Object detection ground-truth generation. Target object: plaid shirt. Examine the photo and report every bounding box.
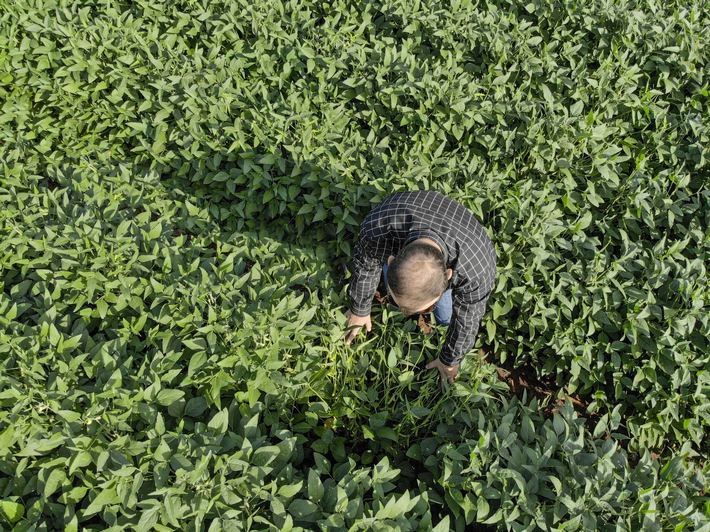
[348,190,496,366]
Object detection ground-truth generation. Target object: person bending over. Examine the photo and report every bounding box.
[342,190,496,390]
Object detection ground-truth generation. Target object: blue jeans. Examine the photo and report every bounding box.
[382,264,452,326]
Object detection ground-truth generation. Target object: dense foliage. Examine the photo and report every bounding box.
[1,0,708,530]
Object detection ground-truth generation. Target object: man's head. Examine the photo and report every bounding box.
[386,240,452,315]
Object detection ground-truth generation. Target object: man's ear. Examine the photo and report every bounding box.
[388,255,395,266]
[446,268,453,280]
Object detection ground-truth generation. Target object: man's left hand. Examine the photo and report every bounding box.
[426,358,459,391]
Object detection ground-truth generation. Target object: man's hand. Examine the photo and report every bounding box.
[426,358,459,391]
[341,311,372,344]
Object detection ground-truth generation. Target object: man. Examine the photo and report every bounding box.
[342,190,496,390]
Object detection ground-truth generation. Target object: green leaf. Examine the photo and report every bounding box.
[183,337,208,351]
[278,481,304,499]
[146,222,163,240]
[362,425,376,440]
[252,445,281,467]
[288,499,318,518]
[387,348,397,368]
[57,410,81,423]
[16,434,67,457]
[208,409,229,434]
[136,504,161,532]
[185,200,201,216]
[156,389,185,407]
[375,427,398,442]
[0,501,24,523]
[254,368,277,395]
[308,469,324,501]
[185,397,208,418]
[188,352,207,376]
[432,515,451,532]
[43,468,68,498]
[370,412,388,429]
[96,299,109,319]
[660,456,684,482]
[84,486,119,517]
[69,450,93,476]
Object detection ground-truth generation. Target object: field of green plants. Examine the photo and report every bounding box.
[1,0,709,530]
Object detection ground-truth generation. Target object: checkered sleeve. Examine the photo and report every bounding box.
[348,234,382,317]
[438,282,492,367]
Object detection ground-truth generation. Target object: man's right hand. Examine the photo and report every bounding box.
[341,311,372,345]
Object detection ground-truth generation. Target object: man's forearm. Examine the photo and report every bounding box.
[438,300,486,366]
[348,237,383,316]
[348,268,380,316]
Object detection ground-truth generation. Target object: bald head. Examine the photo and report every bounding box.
[387,241,449,312]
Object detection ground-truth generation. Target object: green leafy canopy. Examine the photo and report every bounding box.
[1,0,708,530]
